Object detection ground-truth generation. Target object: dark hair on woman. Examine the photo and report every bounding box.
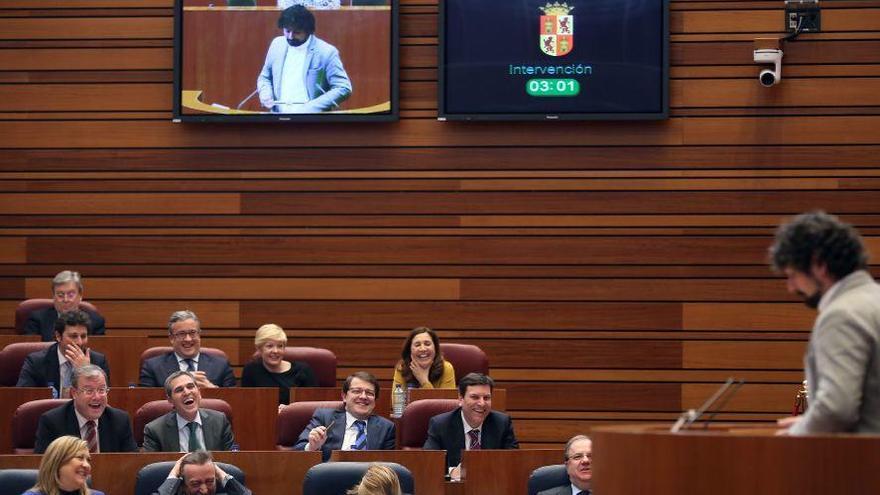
[396,326,445,386]
[278,5,316,34]
[769,211,868,280]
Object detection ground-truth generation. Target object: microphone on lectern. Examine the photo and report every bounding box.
[671,377,744,433]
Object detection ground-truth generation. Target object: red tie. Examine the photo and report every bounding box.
[85,420,98,453]
[468,429,481,450]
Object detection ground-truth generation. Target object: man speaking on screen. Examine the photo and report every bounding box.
[257,5,352,113]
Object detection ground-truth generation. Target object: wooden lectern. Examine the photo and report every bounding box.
[592,424,880,495]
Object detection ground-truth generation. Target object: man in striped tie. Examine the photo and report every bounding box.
[423,373,519,480]
[34,364,137,453]
[295,371,396,461]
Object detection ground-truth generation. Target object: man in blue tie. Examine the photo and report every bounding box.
[139,310,236,388]
[293,371,396,461]
[537,435,593,495]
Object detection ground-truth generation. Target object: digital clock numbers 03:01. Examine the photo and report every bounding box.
[525,78,580,97]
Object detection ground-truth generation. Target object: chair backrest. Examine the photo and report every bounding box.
[15,299,99,335]
[250,346,338,387]
[439,343,489,382]
[0,468,39,495]
[276,400,343,449]
[302,461,414,495]
[134,461,245,495]
[528,464,569,495]
[134,399,233,447]
[0,341,53,386]
[139,346,229,370]
[398,398,460,449]
[12,398,70,453]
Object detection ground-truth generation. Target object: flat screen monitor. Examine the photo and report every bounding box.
[173,0,398,122]
[439,0,668,120]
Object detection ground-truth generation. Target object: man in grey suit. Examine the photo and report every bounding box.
[257,5,352,113]
[537,435,592,495]
[153,451,251,495]
[139,310,236,388]
[143,371,235,452]
[770,211,880,435]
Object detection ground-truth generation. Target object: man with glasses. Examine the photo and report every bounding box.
[537,435,592,495]
[25,270,106,341]
[34,364,136,453]
[140,310,236,388]
[18,310,111,397]
[156,450,251,495]
[294,371,396,461]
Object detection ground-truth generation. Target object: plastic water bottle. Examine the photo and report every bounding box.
[48,382,58,399]
[391,384,406,418]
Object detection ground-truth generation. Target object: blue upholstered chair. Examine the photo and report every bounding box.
[302,461,414,495]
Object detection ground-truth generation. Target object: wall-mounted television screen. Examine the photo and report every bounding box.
[173,0,398,122]
[439,0,668,121]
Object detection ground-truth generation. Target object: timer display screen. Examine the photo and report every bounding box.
[439,0,668,120]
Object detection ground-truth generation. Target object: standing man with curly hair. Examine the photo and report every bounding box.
[769,211,880,435]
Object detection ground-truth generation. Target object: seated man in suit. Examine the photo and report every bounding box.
[294,371,396,461]
[538,435,592,495]
[154,450,251,495]
[17,309,111,397]
[34,364,137,454]
[143,371,235,452]
[139,310,236,388]
[424,372,519,479]
[25,270,106,341]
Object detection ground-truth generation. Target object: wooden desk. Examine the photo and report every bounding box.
[459,449,561,495]
[0,451,321,494]
[592,424,880,495]
[331,449,447,495]
[88,335,149,387]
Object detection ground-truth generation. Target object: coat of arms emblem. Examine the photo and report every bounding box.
[539,2,574,57]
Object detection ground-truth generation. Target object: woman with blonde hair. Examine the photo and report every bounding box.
[241,323,317,405]
[347,464,402,495]
[23,435,104,495]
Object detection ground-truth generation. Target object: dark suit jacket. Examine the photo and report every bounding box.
[293,407,396,461]
[537,485,582,495]
[25,306,106,341]
[139,351,236,388]
[142,408,235,452]
[16,343,111,392]
[154,476,251,495]
[423,407,519,468]
[34,400,137,454]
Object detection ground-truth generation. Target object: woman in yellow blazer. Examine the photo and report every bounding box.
[392,327,455,389]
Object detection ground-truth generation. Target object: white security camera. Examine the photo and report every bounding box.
[754,48,783,87]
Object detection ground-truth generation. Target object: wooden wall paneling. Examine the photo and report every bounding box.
[3,146,880,172]
[0,18,171,40]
